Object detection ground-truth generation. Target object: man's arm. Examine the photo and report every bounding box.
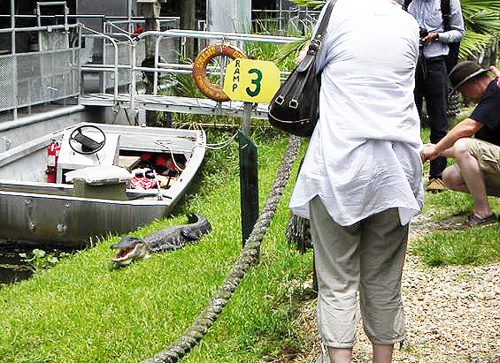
[489,65,500,89]
[424,0,464,44]
[422,118,482,161]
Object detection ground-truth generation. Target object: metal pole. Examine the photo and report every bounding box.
[241,102,252,136]
[101,18,106,94]
[128,0,132,34]
[0,23,80,34]
[131,38,137,121]
[11,0,17,119]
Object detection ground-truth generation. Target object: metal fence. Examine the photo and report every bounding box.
[101,19,179,90]
[252,8,320,35]
[0,1,81,117]
[0,56,16,111]
[0,2,180,118]
[0,41,80,113]
[17,48,80,109]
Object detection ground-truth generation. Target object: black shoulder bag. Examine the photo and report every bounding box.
[268,0,335,137]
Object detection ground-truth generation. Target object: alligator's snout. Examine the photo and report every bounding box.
[111,236,142,250]
[111,236,147,265]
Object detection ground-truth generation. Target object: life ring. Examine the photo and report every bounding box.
[192,43,246,102]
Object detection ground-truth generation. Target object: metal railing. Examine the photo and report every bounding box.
[252,8,320,35]
[80,28,303,113]
[1,1,306,119]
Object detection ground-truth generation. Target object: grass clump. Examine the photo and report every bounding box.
[423,190,500,222]
[411,224,500,266]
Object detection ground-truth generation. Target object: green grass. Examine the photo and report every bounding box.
[421,124,499,220]
[410,224,500,266]
[0,131,312,363]
[412,189,500,266]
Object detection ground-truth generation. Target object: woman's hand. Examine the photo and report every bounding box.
[296,41,311,64]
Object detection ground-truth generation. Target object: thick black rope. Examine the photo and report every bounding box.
[142,135,301,363]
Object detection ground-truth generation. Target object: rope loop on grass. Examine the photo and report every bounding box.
[141,135,301,363]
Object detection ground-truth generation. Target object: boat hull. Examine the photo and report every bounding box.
[0,192,169,247]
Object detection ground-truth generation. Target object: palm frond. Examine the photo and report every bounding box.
[460,0,500,58]
[274,40,307,68]
[460,0,500,14]
[459,31,495,58]
[291,0,326,10]
[464,10,500,35]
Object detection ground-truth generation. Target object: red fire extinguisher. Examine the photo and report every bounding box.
[46,139,61,183]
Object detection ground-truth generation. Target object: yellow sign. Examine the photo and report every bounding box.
[223,58,281,104]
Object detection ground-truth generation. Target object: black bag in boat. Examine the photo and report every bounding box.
[268,0,335,137]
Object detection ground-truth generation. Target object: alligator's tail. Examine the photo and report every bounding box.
[187,213,210,227]
[187,214,198,224]
[185,213,211,236]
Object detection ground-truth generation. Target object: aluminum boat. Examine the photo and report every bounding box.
[0,122,206,247]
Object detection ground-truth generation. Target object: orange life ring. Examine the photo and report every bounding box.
[192,43,246,102]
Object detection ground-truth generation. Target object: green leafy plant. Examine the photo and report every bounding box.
[19,249,69,272]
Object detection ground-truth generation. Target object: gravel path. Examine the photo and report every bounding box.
[282,215,500,363]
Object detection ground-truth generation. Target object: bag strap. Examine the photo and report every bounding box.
[310,0,336,53]
[441,0,451,31]
[403,0,412,11]
[297,0,336,73]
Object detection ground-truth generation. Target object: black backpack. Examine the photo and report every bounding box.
[403,0,461,73]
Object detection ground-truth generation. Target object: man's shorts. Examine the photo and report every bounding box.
[463,138,500,188]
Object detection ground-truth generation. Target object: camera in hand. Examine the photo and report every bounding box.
[419,27,429,47]
[419,27,429,39]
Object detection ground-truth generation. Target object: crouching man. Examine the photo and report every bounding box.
[422,61,500,226]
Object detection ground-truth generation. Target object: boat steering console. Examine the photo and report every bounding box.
[68,125,106,155]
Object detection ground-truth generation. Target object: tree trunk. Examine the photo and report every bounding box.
[180,0,196,60]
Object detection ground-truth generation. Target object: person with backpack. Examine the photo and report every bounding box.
[403,0,465,192]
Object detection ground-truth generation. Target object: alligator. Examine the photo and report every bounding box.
[110,214,211,267]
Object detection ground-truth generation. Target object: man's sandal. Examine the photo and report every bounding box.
[464,213,498,227]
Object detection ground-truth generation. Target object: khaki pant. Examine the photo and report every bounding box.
[462,138,500,188]
[309,196,409,348]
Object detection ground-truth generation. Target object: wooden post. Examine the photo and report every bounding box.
[241,102,252,136]
[238,131,259,246]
